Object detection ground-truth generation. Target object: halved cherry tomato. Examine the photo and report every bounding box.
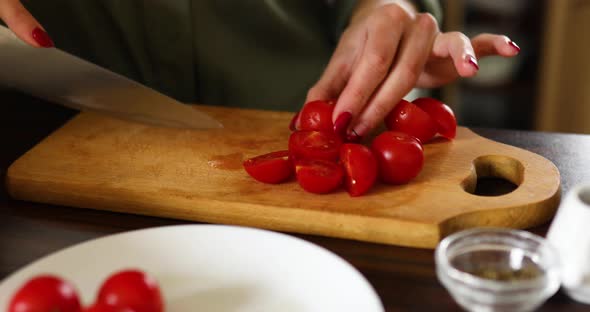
[384,99,438,144]
[340,144,377,197]
[412,97,457,139]
[295,159,343,194]
[371,131,424,184]
[243,150,293,184]
[97,269,163,312]
[298,99,336,132]
[289,130,342,161]
[8,275,81,312]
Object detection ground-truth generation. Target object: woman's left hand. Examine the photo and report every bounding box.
[302,0,520,141]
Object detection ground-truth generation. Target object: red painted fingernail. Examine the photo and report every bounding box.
[466,55,479,70]
[508,40,521,53]
[333,112,352,138]
[346,129,362,143]
[289,111,300,131]
[32,27,54,48]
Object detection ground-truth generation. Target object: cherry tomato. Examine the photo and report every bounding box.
[412,97,457,139]
[340,144,377,197]
[289,130,342,161]
[8,275,81,312]
[371,131,424,184]
[295,159,343,194]
[298,99,335,132]
[384,99,438,144]
[97,269,163,312]
[84,303,118,312]
[243,150,293,184]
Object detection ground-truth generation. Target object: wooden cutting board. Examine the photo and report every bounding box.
[5,105,561,248]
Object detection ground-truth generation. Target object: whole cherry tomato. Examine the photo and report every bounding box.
[384,99,438,144]
[371,131,424,184]
[340,144,377,197]
[297,99,335,132]
[289,130,342,161]
[8,275,81,312]
[97,269,163,312]
[243,150,293,184]
[84,303,118,312]
[295,159,343,194]
[412,97,457,139]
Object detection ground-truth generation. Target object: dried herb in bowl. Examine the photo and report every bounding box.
[464,264,543,281]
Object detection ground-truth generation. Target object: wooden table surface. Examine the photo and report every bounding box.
[1,90,590,311]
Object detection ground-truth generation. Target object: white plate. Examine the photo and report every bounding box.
[0,225,384,312]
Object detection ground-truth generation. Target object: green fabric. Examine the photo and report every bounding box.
[24,0,440,111]
[415,0,443,24]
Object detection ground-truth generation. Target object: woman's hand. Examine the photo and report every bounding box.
[0,0,53,47]
[304,0,520,141]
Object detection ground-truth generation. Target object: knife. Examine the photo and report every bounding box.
[0,25,222,130]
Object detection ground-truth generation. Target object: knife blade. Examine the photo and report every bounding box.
[0,25,222,130]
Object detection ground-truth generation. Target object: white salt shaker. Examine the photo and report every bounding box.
[547,183,590,304]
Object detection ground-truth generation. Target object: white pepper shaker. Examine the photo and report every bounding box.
[547,183,590,304]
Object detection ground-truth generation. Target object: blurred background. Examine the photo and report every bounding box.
[438,0,590,134]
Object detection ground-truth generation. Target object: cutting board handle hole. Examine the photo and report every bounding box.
[578,186,590,206]
[462,155,523,197]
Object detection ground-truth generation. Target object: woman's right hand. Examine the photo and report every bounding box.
[0,0,53,47]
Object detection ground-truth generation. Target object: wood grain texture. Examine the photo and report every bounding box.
[5,105,561,248]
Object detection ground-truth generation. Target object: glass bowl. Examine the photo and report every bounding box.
[435,228,560,312]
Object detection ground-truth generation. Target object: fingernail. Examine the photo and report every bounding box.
[466,55,479,70]
[289,111,300,131]
[333,112,352,138]
[32,27,54,48]
[508,40,521,53]
[346,129,362,143]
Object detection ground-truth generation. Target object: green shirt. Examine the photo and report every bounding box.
[25,0,441,111]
